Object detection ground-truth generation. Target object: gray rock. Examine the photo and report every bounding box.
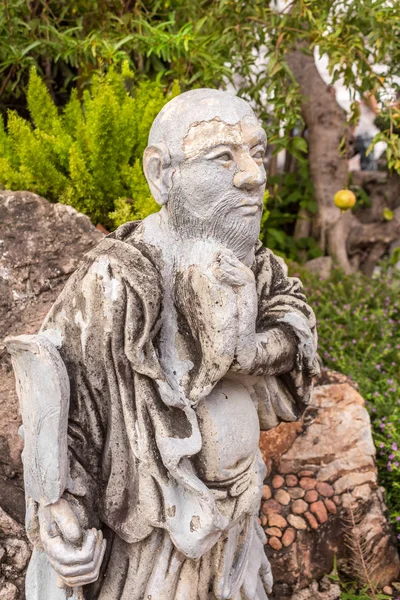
[303,256,332,279]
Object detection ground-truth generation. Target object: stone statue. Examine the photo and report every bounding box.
[6,89,319,600]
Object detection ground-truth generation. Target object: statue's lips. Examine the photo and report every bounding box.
[235,202,262,216]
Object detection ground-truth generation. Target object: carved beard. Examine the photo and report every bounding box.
[167,188,262,262]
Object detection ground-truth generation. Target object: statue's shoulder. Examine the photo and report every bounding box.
[82,220,161,278]
[253,241,289,277]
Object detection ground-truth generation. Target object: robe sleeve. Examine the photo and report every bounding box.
[40,237,166,542]
[251,243,320,429]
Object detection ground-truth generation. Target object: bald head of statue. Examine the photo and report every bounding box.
[143,88,267,262]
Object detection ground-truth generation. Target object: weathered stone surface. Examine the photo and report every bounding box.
[289,576,341,600]
[298,470,316,478]
[324,499,337,515]
[0,508,23,538]
[304,512,319,530]
[334,471,376,495]
[281,528,296,548]
[269,537,282,551]
[287,515,307,530]
[3,540,30,573]
[275,489,291,506]
[268,514,288,529]
[260,515,268,527]
[288,487,305,500]
[262,485,272,500]
[6,92,324,599]
[285,475,298,487]
[310,501,328,524]
[272,475,285,489]
[266,527,282,538]
[303,256,333,280]
[0,191,103,475]
[291,500,308,515]
[299,478,316,491]
[0,192,103,599]
[260,374,400,592]
[304,490,318,503]
[315,482,334,498]
[0,582,19,600]
[262,499,282,516]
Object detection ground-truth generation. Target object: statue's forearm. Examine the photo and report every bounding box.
[233,326,297,376]
[254,327,297,375]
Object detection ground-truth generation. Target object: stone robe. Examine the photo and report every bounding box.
[39,217,319,600]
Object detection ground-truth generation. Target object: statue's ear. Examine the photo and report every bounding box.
[143,143,173,206]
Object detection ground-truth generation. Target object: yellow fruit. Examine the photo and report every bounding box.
[334,189,356,210]
[383,207,394,221]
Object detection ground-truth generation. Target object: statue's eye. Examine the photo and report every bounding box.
[214,152,233,162]
[252,150,265,161]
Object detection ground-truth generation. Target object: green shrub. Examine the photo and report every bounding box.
[260,161,321,263]
[297,261,400,543]
[0,67,180,227]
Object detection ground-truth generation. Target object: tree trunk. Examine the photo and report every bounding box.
[286,45,354,273]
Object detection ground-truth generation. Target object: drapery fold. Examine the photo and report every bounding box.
[39,223,318,599]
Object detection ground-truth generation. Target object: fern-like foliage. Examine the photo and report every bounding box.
[341,502,387,600]
[0,65,180,227]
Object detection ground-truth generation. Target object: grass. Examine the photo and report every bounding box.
[296,261,400,545]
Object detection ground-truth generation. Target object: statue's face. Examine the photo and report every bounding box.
[167,116,267,261]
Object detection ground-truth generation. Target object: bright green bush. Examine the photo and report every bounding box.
[0,67,180,226]
[297,261,400,543]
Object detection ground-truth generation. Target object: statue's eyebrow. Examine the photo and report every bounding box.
[249,131,267,147]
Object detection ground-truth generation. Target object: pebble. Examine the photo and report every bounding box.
[288,487,305,500]
[274,489,291,506]
[285,474,298,487]
[299,477,316,490]
[269,536,282,551]
[304,511,319,530]
[262,485,272,500]
[287,514,307,530]
[324,499,337,515]
[310,500,328,524]
[272,475,285,489]
[268,514,288,529]
[383,586,393,596]
[260,515,268,527]
[282,527,296,547]
[262,499,282,516]
[298,470,315,478]
[291,499,308,515]
[316,482,335,498]
[266,527,282,538]
[333,495,341,506]
[304,490,318,503]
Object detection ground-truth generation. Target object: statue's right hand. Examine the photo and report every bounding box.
[38,498,106,588]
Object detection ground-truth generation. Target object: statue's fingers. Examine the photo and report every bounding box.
[45,528,98,565]
[213,266,246,286]
[50,499,82,544]
[57,539,106,588]
[49,534,105,578]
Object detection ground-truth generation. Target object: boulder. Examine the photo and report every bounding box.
[0,191,104,599]
[259,370,400,598]
[303,256,332,280]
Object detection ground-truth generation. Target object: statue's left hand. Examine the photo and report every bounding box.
[214,250,259,372]
[38,498,106,588]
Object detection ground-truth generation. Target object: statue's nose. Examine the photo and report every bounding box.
[233,158,266,189]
